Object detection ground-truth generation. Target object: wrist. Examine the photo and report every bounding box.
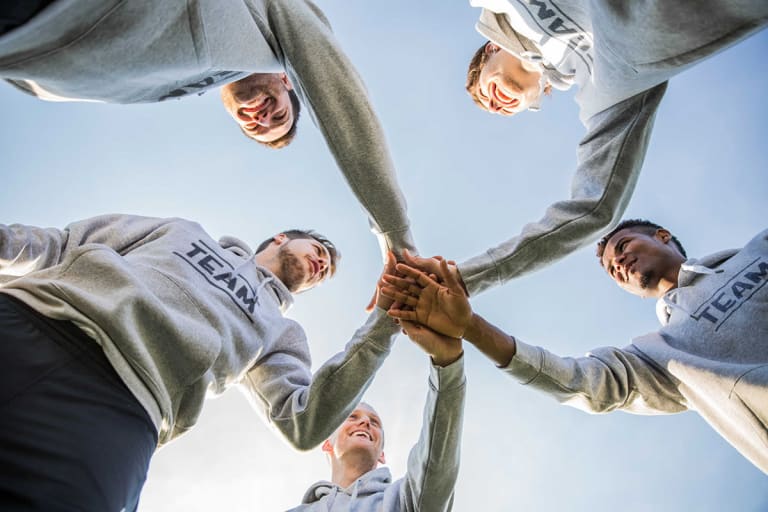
[431,349,464,368]
[462,313,482,341]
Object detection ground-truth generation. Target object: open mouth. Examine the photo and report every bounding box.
[351,430,372,441]
[491,82,520,109]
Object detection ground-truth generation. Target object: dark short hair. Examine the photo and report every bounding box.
[243,89,301,149]
[255,229,340,277]
[466,41,492,110]
[596,219,687,265]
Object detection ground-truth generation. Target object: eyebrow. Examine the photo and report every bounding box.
[603,236,629,272]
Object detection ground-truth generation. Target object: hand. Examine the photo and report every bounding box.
[382,259,472,339]
[399,320,463,367]
[373,251,398,311]
[402,249,468,296]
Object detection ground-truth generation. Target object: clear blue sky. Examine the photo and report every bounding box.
[1,2,766,511]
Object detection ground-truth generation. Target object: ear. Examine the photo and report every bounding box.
[280,73,294,91]
[273,233,288,246]
[484,42,500,55]
[377,451,386,465]
[321,439,334,455]
[654,229,672,244]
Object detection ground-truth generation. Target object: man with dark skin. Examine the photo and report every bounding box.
[382,220,768,473]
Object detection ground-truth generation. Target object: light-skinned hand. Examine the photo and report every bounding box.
[399,320,463,367]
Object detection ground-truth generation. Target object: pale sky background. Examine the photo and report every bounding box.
[1,2,767,511]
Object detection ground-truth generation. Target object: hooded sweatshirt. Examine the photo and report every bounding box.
[0,214,400,447]
[502,229,768,472]
[0,0,414,257]
[289,357,466,512]
[459,0,768,295]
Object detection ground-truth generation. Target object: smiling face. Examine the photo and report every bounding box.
[220,73,294,143]
[472,43,543,116]
[600,228,685,298]
[323,404,385,468]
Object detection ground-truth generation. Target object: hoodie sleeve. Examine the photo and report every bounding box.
[398,355,466,512]
[262,0,416,258]
[0,214,180,282]
[458,83,667,296]
[503,336,688,414]
[241,307,400,450]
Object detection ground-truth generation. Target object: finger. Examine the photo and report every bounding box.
[384,251,397,273]
[381,287,419,306]
[382,273,422,291]
[395,263,439,288]
[439,259,462,291]
[387,308,418,322]
[365,287,377,312]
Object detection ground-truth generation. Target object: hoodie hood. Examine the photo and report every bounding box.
[476,7,576,97]
[300,467,393,508]
[656,249,737,324]
[218,235,294,313]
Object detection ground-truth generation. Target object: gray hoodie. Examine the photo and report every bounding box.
[0,0,414,257]
[460,0,768,295]
[502,229,768,472]
[0,214,400,447]
[289,357,466,512]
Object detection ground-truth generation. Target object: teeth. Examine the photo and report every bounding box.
[352,431,371,440]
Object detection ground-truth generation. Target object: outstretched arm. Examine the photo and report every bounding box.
[458,83,667,295]
[264,0,415,257]
[396,339,466,512]
[240,252,402,450]
[384,257,684,414]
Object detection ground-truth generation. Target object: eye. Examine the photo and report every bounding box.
[273,109,288,123]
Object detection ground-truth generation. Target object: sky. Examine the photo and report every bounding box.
[1,2,767,511]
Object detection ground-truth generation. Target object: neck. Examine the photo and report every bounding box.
[330,456,376,489]
[254,250,279,277]
[650,261,684,298]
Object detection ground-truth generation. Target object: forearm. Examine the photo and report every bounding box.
[458,83,667,296]
[402,355,466,511]
[265,0,415,255]
[503,337,686,414]
[463,313,517,368]
[245,308,400,450]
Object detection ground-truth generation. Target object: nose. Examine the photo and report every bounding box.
[236,107,273,126]
[488,99,503,113]
[613,255,628,281]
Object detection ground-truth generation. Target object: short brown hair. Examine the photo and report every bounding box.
[466,41,492,110]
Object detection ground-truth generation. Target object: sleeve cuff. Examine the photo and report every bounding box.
[429,353,465,391]
[500,338,544,385]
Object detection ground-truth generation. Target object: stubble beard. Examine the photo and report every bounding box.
[277,246,307,293]
[639,271,652,290]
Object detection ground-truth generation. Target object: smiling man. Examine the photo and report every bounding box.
[0,213,404,511]
[0,0,415,256]
[382,220,768,473]
[220,72,298,147]
[290,321,465,511]
[453,0,768,297]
